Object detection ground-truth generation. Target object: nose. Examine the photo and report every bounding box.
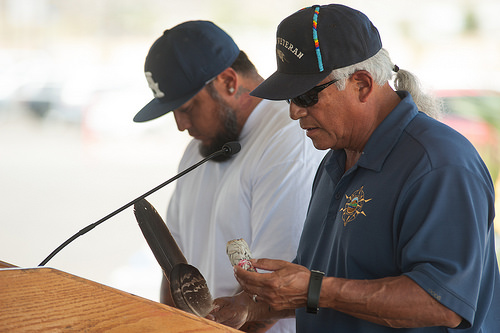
[289,102,308,120]
[173,110,191,131]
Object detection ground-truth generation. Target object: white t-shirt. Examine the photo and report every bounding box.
[167,99,326,332]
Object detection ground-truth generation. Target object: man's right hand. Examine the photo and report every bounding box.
[207,291,251,329]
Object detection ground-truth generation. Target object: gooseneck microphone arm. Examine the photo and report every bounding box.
[38,141,241,267]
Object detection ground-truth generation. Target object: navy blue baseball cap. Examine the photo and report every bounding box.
[251,4,382,100]
[134,21,240,122]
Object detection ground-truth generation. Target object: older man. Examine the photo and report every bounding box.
[209,4,500,332]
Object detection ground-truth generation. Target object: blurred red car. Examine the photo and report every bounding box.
[437,89,500,238]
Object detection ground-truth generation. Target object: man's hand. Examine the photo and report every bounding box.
[234,258,311,311]
[207,291,251,329]
[207,260,300,330]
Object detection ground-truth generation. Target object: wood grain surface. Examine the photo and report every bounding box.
[0,267,240,332]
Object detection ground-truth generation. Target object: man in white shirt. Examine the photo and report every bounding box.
[134,20,325,332]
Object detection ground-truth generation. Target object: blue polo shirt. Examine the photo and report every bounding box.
[295,91,500,332]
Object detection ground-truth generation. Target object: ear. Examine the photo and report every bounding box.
[351,71,373,103]
[213,67,238,97]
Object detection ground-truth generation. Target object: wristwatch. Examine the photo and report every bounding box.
[306,270,325,314]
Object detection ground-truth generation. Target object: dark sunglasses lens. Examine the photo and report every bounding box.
[292,92,318,108]
[289,79,338,107]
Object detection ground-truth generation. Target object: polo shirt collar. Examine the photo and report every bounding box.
[354,91,419,172]
[326,91,418,173]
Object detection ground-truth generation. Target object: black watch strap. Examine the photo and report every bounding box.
[306,270,325,314]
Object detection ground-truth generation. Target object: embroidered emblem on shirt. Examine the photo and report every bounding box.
[340,186,372,226]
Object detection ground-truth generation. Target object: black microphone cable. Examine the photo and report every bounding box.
[38,141,241,266]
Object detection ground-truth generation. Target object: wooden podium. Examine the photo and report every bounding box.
[0,260,240,332]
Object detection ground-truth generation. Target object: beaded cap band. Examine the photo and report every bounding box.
[312,7,324,72]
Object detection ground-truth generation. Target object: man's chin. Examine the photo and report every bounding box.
[198,141,215,155]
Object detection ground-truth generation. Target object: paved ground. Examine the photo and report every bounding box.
[0,111,189,301]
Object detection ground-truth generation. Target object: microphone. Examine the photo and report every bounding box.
[38,141,241,266]
[221,141,241,155]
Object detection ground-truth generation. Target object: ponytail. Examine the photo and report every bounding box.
[331,48,442,119]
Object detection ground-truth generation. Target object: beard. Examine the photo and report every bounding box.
[198,99,240,162]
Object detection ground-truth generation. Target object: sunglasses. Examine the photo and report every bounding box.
[287,78,339,108]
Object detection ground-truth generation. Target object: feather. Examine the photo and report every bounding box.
[133,199,212,317]
[133,199,187,276]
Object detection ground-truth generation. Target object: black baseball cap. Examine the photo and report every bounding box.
[251,4,382,100]
[134,21,240,122]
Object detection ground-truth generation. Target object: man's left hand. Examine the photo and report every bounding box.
[234,258,311,311]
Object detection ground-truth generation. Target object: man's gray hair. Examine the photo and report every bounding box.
[330,48,442,119]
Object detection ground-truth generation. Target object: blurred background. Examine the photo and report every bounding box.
[1,0,499,302]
